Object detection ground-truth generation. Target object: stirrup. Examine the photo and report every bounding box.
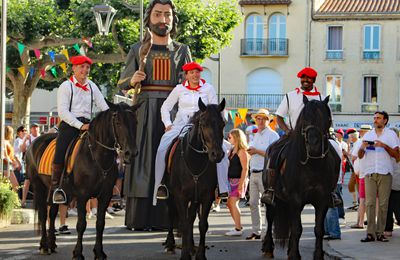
[53,188,67,204]
[261,189,275,205]
[156,184,169,200]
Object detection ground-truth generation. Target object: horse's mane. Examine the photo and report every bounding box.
[189,110,201,125]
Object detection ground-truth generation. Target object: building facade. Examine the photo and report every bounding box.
[202,0,400,128]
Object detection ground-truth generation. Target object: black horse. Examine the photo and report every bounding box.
[164,98,226,260]
[26,101,140,260]
[262,96,341,260]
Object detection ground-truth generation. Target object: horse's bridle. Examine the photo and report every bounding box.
[300,124,329,165]
[187,122,209,154]
[87,111,123,174]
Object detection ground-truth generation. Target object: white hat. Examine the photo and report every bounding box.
[251,109,270,120]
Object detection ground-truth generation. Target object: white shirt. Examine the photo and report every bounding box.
[275,87,324,129]
[161,80,217,128]
[329,139,343,184]
[351,139,365,177]
[14,137,24,162]
[391,159,400,190]
[57,76,109,130]
[361,128,399,175]
[249,127,280,171]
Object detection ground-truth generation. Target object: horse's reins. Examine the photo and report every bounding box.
[87,111,122,176]
[300,124,330,165]
[180,122,210,204]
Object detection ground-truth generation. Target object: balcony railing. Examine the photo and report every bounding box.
[363,51,380,60]
[219,94,284,110]
[241,38,288,56]
[326,50,343,60]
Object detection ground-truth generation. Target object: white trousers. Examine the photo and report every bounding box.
[153,125,229,205]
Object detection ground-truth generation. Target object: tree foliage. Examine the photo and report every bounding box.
[5,0,241,126]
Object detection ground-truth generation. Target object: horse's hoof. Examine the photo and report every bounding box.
[263,252,274,258]
[40,248,50,255]
[164,248,176,254]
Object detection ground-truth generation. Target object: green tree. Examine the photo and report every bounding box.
[5,0,241,126]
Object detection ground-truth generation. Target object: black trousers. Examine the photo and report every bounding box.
[53,119,88,165]
[385,189,400,232]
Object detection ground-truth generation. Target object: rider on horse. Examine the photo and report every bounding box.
[153,61,230,205]
[261,67,342,207]
[51,55,109,204]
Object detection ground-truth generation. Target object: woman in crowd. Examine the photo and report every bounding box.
[4,126,21,191]
[225,129,250,236]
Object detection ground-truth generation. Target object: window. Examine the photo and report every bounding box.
[244,14,264,55]
[326,75,342,111]
[363,25,381,59]
[326,26,343,59]
[362,76,379,112]
[268,13,287,55]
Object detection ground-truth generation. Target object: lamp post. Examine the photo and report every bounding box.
[92,4,117,36]
[209,53,221,101]
[0,0,7,176]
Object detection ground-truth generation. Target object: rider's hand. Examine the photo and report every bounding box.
[247,147,257,155]
[80,124,89,131]
[165,125,173,132]
[130,71,146,87]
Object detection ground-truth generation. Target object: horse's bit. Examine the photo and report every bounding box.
[87,112,123,175]
[300,124,329,165]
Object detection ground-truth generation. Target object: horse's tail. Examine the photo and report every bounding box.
[273,198,290,247]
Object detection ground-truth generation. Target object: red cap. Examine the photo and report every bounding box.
[182,62,203,72]
[70,56,93,65]
[297,67,317,78]
[346,128,357,135]
[335,128,344,136]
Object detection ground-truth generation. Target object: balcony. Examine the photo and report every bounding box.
[241,38,288,56]
[363,51,380,60]
[326,50,343,60]
[219,93,284,110]
[361,103,379,113]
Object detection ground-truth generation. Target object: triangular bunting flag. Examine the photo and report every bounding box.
[48,51,55,62]
[6,36,10,43]
[82,37,93,48]
[40,69,46,78]
[229,110,237,121]
[61,49,69,60]
[237,108,248,120]
[17,42,25,56]
[234,116,243,128]
[73,43,81,54]
[60,63,67,73]
[6,67,10,73]
[29,67,35,79]
[79,46,86,56]
[17,66,26,77]
[34,49,41,59]
[50,67,57,78]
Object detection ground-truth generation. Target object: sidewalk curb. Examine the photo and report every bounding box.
[324,241,354,260]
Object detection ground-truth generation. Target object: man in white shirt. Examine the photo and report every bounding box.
[52,55,109,204]
[358,111,399,242]
[262,67,339,206]
[246,109,279,240]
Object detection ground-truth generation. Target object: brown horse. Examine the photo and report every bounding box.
[26,101,140,260]
[164,98,226,260]
[262,96,341,260]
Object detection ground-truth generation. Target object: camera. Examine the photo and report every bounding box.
[366,141,375,145]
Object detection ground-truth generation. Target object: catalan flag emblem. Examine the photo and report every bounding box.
[153,56,171,81]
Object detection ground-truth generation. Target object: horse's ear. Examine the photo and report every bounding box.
[105,99,116,110]
[323,95,330,104]
[218,98,226,112]
[303,95,309,105]
[131,101,143,112]
[198,98,207,112]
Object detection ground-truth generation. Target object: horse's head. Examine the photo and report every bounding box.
[297,95,332,161]
[196,98,226,163]
[105,100,142,164]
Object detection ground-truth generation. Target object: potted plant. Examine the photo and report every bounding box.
[0,177,20,228]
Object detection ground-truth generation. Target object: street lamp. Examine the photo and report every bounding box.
[0,0,7,175]
[92,4,117,36]
[209,53,221,101]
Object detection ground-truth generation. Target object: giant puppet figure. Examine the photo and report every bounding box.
[118,0,192,230]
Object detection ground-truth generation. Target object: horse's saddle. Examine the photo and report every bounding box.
[166,138,180,174]
[38,136,83,176]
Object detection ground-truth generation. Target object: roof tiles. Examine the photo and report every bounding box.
[317,0,400,14]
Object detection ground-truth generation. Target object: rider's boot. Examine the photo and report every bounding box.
[261,168,276,205]
[330,191,342,208]
[51,163,67,204]
[156,184,169,200]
